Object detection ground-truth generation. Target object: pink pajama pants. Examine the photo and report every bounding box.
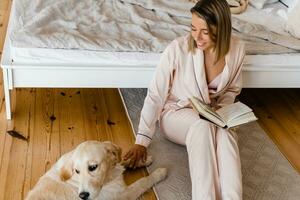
[160,108,242,200]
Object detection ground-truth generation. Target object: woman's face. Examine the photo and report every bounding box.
[191,13,215,51]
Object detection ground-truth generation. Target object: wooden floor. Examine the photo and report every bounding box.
[1,0,300,199]
[0,87,158,200]
[239,89,300,173]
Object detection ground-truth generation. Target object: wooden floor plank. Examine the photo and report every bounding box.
[30,89,54,190]
[263,89,300,144]
[0,76,4,113]
[102,89,134,150]
[97,89,115,141]
[40,89,60,173]
[80,89,100,141]
[103,89,157,200]
[239,89,300,173]
[0,76,6,165]
[0,1,9,192]
[58,88,88,153]
[4,89,32,199]
[22,90,36,198]
[66,88,87,146]
[0,99,9,200]
[0,133,12,200]
[0,0,10,54]
[0,0,10,110]
[0,0,9,12]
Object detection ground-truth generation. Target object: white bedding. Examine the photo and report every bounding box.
[11,0,190,52]
[10,0,300,53]
[11,46,160,66]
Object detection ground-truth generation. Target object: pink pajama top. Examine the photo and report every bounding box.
[208,73,222,91]
[136,34,245,147]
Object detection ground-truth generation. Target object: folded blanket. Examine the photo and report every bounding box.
[232,17,300,50]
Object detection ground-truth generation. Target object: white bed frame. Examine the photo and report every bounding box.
[2,16,300,120]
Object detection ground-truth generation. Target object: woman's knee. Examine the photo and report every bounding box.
[160,108,200,145]
[217,128,239,144]
[185,119,216,145]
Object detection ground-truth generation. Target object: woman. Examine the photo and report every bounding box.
[124,0,245,199]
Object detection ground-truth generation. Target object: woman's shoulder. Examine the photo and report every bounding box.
[227,36,246,70]
[164,34,190,53]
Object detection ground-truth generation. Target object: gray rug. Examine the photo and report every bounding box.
[120,88,300,200]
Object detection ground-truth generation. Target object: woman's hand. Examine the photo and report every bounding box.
[213,105,221,111]
[123,144,147,169]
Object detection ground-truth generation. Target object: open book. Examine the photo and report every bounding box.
[189,97,257,128]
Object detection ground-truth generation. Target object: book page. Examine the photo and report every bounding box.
[197,100,222,120]
[216,102,253,123]
[226,112,258,128]
[190,97,226,127]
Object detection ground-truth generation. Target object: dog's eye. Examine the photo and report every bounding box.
[75,169,80,174]
[88,164,98,172]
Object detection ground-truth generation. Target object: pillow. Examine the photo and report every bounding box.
[229,0,249,14]
[227,0,240,7]
[285,0,300,38]
[250,0,279,9]
[280,0,297,8]
[193,0,249,14]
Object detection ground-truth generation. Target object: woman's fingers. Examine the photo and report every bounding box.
[143,151,147,163]
[124,145,147,168]
[129,152,137,168]
[124,149,134,160]
[133,151,142,168]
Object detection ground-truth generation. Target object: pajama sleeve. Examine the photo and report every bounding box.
[135,42,176,147]
[217,41,245,107]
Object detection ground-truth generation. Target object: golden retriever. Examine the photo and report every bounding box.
[26,141,167,200]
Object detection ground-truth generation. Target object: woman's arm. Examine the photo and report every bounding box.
[123,42,177,168]
[136,41,177,147]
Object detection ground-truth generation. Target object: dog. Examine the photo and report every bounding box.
[26,140,167,200]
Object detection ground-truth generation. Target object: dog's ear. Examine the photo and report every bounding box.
[103,141,122,164]
[59,154,74,181]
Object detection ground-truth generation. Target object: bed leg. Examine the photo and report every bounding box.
[2,69,12,120]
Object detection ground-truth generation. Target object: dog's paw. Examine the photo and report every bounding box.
[150,168,168,182]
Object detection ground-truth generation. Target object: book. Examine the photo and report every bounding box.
[189,96,258,128]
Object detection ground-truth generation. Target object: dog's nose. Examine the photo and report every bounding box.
[79,191,90,200]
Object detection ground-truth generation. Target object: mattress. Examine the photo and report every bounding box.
[10,45,160,66]
[9,43,300,69]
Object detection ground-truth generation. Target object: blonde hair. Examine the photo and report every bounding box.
[188,0,231,63]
